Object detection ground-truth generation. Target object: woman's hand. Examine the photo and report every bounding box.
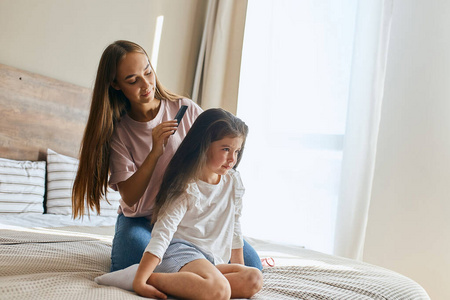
[116,120,178,207]
[151,120,179,157]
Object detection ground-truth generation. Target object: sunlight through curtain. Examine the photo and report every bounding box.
[333,0,393,260]
[237,0,393,258]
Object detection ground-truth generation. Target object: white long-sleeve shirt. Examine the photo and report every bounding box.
[145,169,244,265]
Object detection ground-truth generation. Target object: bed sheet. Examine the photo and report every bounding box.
[0,214,430,300]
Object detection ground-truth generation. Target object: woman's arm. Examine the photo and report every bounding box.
[230,248,245,265]
[133,252,167,299]
[117,149,160,207]
[118,120,178,207]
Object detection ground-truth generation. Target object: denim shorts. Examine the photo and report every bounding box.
[154,239,215,273]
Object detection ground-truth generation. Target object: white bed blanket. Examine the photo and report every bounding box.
[0,227,430,300]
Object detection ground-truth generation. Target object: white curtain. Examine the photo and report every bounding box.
[237,0,393,258]
[192,0,247,114]
[333,0,394,260]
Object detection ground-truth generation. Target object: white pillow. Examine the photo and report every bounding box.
[0,158,46,213]
[46,149,120,216]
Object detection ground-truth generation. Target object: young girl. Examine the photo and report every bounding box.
[97,108,263,299]
[71,40,262,272]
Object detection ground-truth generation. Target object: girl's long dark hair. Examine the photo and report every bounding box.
[152,108,249,223]
[72,40,183,218]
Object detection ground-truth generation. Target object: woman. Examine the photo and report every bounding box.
[72,40,262,272]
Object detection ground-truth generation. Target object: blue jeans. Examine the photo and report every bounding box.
[110,214,263,272]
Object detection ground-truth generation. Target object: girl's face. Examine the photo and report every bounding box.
[202,136,243,184]
[112,52,157,109]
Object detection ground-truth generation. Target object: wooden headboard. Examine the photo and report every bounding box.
[0,64,91,161]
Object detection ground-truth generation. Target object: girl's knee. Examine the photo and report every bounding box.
[243,268,263,297]
[213,278,232,300]
[203,276,231,300]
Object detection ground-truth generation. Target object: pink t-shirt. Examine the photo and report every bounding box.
[109,98,203,218]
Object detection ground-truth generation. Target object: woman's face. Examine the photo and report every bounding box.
[112,52,157,108]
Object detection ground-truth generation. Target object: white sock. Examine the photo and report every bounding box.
[94,264,139,291]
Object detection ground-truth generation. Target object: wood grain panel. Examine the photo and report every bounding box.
[0,64,92,161]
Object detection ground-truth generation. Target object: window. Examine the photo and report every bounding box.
[237,0,357,254]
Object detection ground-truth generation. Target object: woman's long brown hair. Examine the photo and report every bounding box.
[72,40,182,218]
[152,108,249,223]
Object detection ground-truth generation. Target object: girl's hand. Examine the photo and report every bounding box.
[133,252,166,299]
[133,278,167,299]
[151,120,178,157]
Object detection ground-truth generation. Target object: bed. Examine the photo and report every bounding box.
[0,63,430,299]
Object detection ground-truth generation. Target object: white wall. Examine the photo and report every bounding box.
[364,1,450,299]
[0,0,206,96]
